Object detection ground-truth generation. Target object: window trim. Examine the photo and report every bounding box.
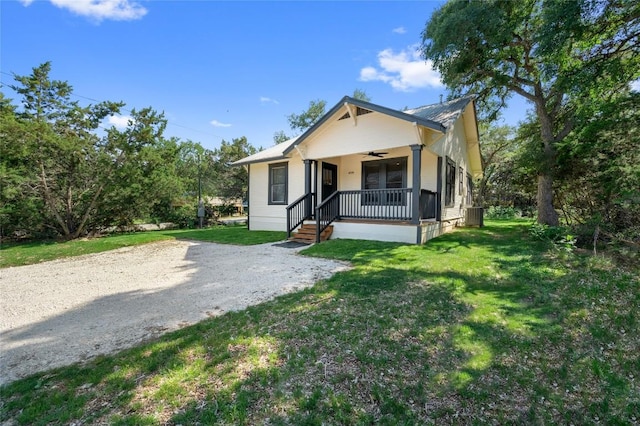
[459,167,464,195]
[445,157,456,207]
[466,173,473,206]
[268,162,288,205]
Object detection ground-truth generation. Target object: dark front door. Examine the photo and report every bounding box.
[322,162,338,201]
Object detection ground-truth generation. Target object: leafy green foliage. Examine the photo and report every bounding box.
[211,137,256,201]
[485,206,522,220]
[477,123,536,213]
[286,99,327,134]
[422,0,640,225]
[272,130,291,144]
[1,63,180,239]
[557,92,640,237]
[1,63,257,240]
[352,88,371,102]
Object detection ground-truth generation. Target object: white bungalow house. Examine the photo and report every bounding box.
[233,95,482,244]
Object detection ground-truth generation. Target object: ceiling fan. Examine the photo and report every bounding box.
[364,151,388,158]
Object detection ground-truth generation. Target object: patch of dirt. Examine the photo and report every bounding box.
[0,240,349,385]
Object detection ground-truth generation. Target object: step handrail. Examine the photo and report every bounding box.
[286,192,314,238]
[315,191,340,243]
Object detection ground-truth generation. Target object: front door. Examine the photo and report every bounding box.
[322,162,338,201]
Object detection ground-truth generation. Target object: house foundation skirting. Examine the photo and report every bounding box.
[418,218,463,244]
[329,217,464,244]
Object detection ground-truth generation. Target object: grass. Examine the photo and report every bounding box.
[1,220,639,424]
[0,225,286,268]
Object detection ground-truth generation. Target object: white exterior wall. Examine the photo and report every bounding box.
[421,150,439,192]
[429,117,472,221]
[302,112,419,159]
[331,222,417,244]
[248,156,305,232]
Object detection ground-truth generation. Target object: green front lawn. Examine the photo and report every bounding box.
[1,221,638,424]
[0,225,286,268]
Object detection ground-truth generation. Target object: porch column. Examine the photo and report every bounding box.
[410,144,422,225]
[304,159,312,218]
[313,160,319,210]
[436,157,443,221]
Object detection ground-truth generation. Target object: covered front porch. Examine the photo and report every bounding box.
[286,144,443,244]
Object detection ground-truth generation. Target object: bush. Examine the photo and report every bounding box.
[167,205,197,229]
[529,223,576,253]
[485,206,522,220]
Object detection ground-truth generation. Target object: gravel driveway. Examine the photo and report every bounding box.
[0,240,348,385]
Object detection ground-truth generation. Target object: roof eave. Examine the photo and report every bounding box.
[232,154,288,167]
[282,96,447,156]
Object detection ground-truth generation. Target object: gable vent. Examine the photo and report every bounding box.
[338,107,373,121]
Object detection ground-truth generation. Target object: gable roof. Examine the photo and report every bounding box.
[233,136,298,166]
[282,96,452,156]
[233,95,477,166]
[404,96,475,130]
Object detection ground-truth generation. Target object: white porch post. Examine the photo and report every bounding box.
[411,144,422,225]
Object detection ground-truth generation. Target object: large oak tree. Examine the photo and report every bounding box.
[422,0,640,225]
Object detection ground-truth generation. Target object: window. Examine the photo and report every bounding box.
[459,167,464,195]
[362,157,407,205]
[445,157,456,207]
[268,162,288,205]
[466,173,474,206]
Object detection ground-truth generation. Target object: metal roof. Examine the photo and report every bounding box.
[403,96,474,130]
[232,136,299,166]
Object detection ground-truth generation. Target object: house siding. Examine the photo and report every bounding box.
[302,112,419,159]
[431,118,472,222]
[248,157,305,231]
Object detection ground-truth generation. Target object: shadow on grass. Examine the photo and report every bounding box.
[2,220,637,425]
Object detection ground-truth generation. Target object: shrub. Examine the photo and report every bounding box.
[529,223,576,253]
[485,206,522,219]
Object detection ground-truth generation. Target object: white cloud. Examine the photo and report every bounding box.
[392,26,407,34]
[631,79,640,92]
[20,0,147,22]
[260,96,279,105]
[107,114,132,129]
[359,45,443,92]
[210,119,232,128]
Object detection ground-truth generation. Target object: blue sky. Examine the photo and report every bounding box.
[1,0,531,151]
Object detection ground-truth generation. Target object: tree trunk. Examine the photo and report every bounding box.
[535,97,560,226]
[537,173,559,225]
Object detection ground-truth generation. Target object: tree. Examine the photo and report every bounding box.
[4,63,177,239]
[422,0,640,225]
[212,137,257,201]
[272,130,290,145]
[555,91,640,242]
[352,88,371,102]
[286,99,327,134]
[0,93,46,237]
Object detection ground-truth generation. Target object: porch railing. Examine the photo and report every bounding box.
[292,188,440,243]
[420,189,437,220]
[340,188,413,220]
[286,192,315,238]
[315,191,340,242]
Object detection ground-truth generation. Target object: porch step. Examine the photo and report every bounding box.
[289,223,333,243]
